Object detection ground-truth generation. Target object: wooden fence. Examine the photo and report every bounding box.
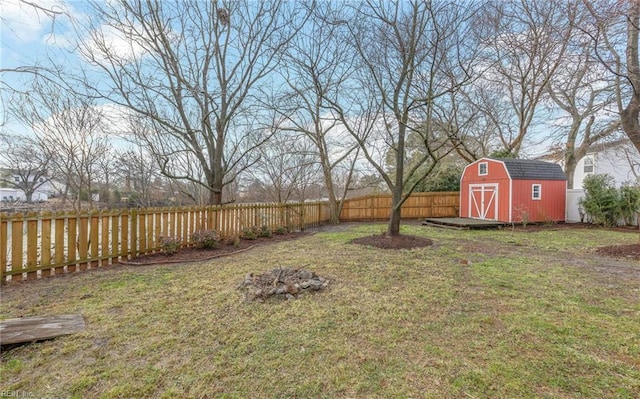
[1,192,460,283]
[1,202,329,283]
[339,192,459,221]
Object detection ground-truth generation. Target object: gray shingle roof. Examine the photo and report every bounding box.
[495,158,567,181]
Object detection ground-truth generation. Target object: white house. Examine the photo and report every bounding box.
[571,139,640,189]
[538,139,640,223]
[0,169,55,202]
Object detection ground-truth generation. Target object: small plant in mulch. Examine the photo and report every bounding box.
[159,236,181,256]
[239,267,329,302]
[273,225,289,235]
[242,226,259,240]
[222,233,242,247]
[258,225,272,238]
[191,229,221,249]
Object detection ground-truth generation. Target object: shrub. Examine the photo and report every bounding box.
[191,229,220,249]
[579,174,640,227]
[513,205,530,228]
[619,184,640,225]
[258,225,272,238]
[159,236,181,256]
[274,225,288,235]
[580,174,619,226]
[242,226,259,240]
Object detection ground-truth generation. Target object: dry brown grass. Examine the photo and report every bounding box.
[1,223,639,398]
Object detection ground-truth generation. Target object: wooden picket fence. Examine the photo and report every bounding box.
[0,202,329,283]
[339,192,459,221]
[0,192,460,283]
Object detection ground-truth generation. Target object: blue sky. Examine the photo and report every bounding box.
[1,0,81,131]
[1,0,82,71]
[0,0,138,143]
[0,0,619,161]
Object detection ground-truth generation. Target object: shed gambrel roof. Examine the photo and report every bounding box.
[496,158,567,181]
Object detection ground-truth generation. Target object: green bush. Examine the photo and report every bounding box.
[579,174,640,226]
[580,174,620,226]
[258,225,272,238]
[274,226,289,235]
[191,229,220,249]
[159,236,181,256]
[619,184,640,225]
[242,226,259,240]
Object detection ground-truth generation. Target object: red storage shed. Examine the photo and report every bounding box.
[460,158,567,223]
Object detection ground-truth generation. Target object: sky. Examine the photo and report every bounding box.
[0,0,625,162]
[0,0,143,153]
[1,0,79,132]
[1,0,80,71]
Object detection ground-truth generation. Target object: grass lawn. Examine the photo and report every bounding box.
[1,222,639,398]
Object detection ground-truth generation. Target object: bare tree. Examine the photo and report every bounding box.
[327,0,476,236]
[581,0,640,153]
[78,0,310,205]
[546,28,619,188]
[112,147,161,207]
[0,134,52,203]
[0,0,71,92]
[8,79,111,210]
[273,1,360,223]
[473,0,577,156]
[245,131,321,204]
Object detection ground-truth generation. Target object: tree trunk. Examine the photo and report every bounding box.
[388,194,402,236]
[388,124,406,236]
[564,161,576,190]
[621,96,640,153]
[210,189,222,206]
[622,0,640,153]
[321,162,340,224]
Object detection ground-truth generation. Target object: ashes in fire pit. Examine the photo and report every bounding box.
[239,267,329,302]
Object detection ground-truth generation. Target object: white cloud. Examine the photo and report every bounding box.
[0,0,70,43]
[82,22,151,64]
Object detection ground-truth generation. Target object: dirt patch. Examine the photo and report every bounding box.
[124,231,311,265]
[239,268,329,302]
[512,223,640,234]
[350,234,433,250]
[596,243,640,261]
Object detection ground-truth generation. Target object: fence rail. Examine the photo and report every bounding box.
[1,192,460,283]
[340,192,459,221]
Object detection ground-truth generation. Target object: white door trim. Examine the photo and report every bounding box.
[468,183,499,220]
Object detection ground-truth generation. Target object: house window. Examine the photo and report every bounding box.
[478,162,488,176]
[14,176,19,182]
[583,157,594,173]
[532,184,542,200]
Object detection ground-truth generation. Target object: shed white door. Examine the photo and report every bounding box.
[469,184,498,220]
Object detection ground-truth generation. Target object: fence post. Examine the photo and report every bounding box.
[41,212,52,277]
[26,212,37,280]
[121,211,129,260]
[54,212,65,275]
[0,213,7,282]
[90,212,99,269]
[77,212,89,271]
[111,211,119,264]
[130,209,138,258]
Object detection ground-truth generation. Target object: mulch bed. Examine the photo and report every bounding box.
[512,223,639,234]
[596,243,640,261]
[350,234,433,250]
[509,223,639,261]
[122,231,311,265]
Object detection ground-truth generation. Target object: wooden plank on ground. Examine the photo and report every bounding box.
[0,314,85,345]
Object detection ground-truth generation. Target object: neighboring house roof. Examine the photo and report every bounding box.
[494,158,567,181]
